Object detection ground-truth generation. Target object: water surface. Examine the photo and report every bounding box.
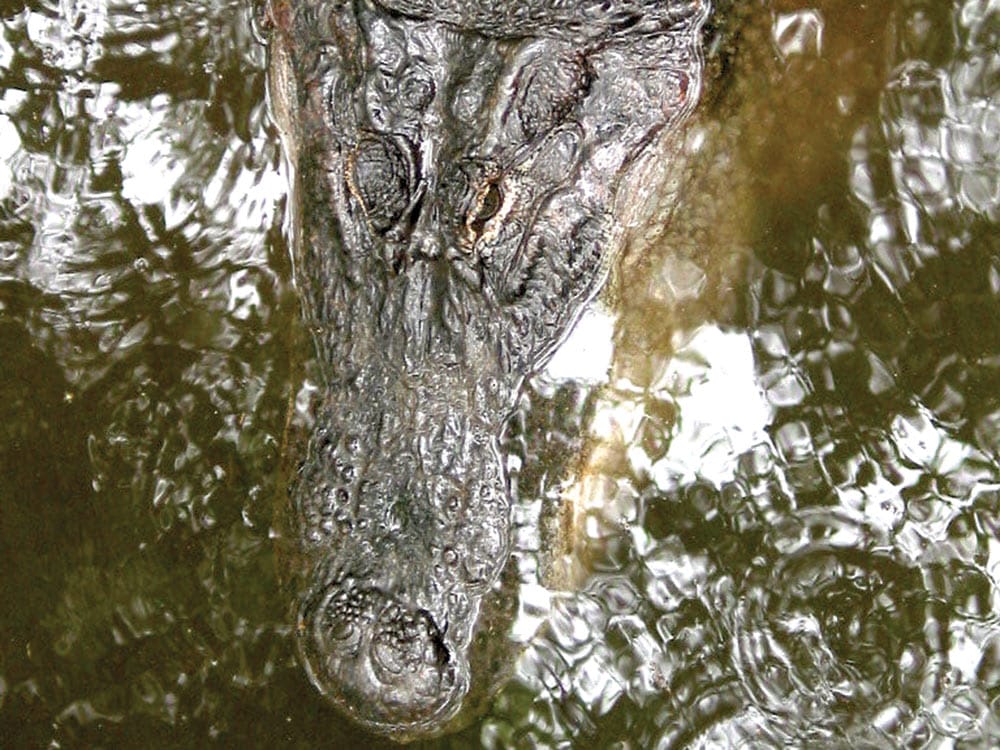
[2,0,999,747]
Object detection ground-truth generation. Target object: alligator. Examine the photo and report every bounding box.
[261,0,708,739]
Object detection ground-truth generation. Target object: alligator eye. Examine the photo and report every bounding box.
[468,182,502,237]
[348,137,414,232]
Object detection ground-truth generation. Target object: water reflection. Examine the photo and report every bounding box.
[1,0,299,745]
[497,0,1000,747]
[1,0,999,747]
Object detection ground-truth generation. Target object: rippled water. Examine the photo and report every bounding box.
[2,0,999,747]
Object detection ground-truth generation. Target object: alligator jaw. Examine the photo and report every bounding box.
[264,0,707,738]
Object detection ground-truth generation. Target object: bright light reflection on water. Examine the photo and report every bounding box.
[2,0,1000,747]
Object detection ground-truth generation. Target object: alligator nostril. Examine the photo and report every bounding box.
[420,609,451,668]
[371,635,408,676]
[310,582,371,657]
[370,605,451,684]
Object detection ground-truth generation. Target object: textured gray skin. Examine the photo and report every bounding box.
[264,0,706,739]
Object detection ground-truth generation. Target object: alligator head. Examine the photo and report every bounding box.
[263,0,706,739]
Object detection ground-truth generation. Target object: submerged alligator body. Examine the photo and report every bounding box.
[263,0,706,739]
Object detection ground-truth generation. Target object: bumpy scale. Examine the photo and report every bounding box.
[263,0,706,739]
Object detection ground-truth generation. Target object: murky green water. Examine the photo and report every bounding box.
[2,0,999,747]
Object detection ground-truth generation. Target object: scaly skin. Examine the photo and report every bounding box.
[263,0,706,739]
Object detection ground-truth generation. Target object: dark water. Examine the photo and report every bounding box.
[2,0,999,747]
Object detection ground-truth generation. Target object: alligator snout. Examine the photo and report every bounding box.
[299,579,467,731]
[287,396,512,737]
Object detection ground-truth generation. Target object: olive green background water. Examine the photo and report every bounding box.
[2,0,999,747]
